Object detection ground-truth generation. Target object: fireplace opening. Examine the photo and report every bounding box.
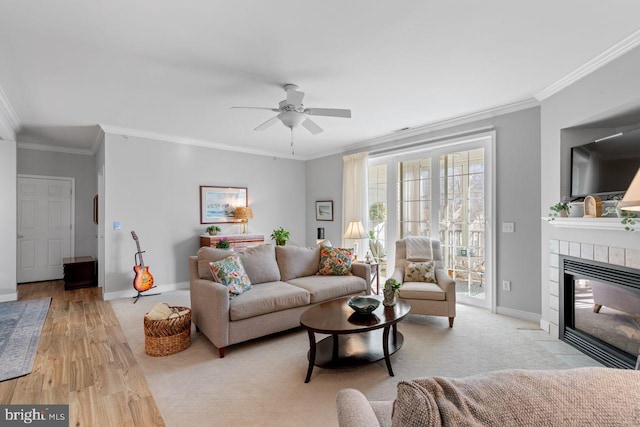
[560,256,640,369]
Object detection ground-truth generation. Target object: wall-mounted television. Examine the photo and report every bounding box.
[571,128,640,198]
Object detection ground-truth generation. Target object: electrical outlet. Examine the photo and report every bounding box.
[502,280,511,291]
[502,222,515,233]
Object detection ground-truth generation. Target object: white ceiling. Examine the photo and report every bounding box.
[1,1,640,159]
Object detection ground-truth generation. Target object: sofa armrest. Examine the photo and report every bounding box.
[336,389,381,427]
[435,267,455,295]
[189,256,230,349]
[351,263,372,295]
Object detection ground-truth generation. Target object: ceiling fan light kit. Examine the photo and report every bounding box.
[232,84,351,155]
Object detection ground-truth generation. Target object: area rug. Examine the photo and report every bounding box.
[0,297,51,382]
[110,291,596,427]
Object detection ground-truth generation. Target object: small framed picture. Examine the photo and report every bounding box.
[315,200,333,221]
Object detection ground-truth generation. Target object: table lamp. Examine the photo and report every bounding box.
[234,206,253,234]
[343,220,368,261]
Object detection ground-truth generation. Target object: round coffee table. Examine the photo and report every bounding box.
[299,295,411,383]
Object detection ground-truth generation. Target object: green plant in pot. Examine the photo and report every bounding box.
[270,227,290,246]
[215,237,230,249]
[604,195,637,231]
[383,278,401,307]
[548,202,570,220]
[206,225,221,236]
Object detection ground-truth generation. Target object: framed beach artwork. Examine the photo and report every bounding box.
[200,186,248,224]
[315,200,333,221]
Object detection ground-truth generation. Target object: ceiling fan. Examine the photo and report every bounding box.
[231,84,351,154]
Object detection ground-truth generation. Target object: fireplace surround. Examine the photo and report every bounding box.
[559,255,640,369]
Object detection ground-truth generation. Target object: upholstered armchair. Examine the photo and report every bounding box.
[390,237,456,327]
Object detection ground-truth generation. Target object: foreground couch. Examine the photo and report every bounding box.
[336,367,640,426]
[189,244,370,357]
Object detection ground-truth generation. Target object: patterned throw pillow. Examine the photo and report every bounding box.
[404,261,436,283]
[318,247,353,276]
[209,254,252,298]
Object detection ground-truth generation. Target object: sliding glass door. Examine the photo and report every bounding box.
[369,132,494,308]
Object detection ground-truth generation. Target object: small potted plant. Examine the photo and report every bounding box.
[215,237,230,249]
[206,225,221,236]
[383,278,401,307]
[270,227,290,246]
[604,195,637,231]
[548,202,570,220]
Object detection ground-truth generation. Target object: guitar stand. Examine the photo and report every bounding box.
[132,251,160,303]
[132,286,160,304]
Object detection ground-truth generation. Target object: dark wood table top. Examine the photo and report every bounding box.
[300,295,411,334]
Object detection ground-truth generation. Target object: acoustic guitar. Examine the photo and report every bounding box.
[131,231,154,292]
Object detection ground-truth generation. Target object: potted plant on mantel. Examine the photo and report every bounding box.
[206,225,221,236]
[548,202,570,220]
[604,195,637,231]
[270,227,290,246]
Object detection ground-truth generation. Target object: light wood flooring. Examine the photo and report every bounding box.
[0,281,165,427]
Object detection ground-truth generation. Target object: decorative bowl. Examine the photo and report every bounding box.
[347,296,380,315]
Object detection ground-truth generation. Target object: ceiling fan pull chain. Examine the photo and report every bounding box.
[290,128,295,155]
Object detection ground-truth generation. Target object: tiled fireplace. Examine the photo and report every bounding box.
[549,239,640,368]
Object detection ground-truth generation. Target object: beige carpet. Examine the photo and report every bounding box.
[111,291,573,427]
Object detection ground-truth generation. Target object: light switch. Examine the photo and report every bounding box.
[502,222,515,233]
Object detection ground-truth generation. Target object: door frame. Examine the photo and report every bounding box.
[17,174,75,281]
[369,129,496,312]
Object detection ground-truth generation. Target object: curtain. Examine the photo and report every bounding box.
[342,152,368,257]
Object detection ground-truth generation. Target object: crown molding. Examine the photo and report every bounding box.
[92,126,105,153]
[0,85,20,131]
[17,141,95,156]
[99,124,305,160]
[535,29,640,101]
[303,98,539,160]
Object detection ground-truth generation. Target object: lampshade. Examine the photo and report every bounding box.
[343,221,368,239]
[620,168,640,212]
[234,206,254,220]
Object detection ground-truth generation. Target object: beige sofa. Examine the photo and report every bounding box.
[189,244,370,357]
[336,367,640,427]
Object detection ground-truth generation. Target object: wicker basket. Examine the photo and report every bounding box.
[144,305,191,357]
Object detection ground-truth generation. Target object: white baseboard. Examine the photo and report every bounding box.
[103,282,189,301]
[0,292,18,302]
[539,318,551,333]
[496,305,541,324]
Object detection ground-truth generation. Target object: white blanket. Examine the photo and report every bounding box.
[405,237,432,260]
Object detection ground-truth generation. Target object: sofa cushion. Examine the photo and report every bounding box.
[398,282,445,301]
[318,247,353,275]
[209,254,252,298]
[229,281,310,321]
[197,247,236,280]
[391,368,640,427]
[404,261,436,283]
[237,244,281,284]
[286,275,366,304]
[276,245,320,281]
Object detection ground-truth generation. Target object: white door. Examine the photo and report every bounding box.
[17,176,74,283]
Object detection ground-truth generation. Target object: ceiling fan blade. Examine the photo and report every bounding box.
[286,89,305,106]
[303,108,351,118]
[301,117,323,135]
[231,106,279,112]
[254,115,280,131]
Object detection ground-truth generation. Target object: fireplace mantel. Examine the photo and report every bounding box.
[543,217,626,231]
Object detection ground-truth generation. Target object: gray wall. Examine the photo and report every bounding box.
[17,148,97,258]
[306,107,542,316]
[102,133,306,297]
[0,141,17,299]
[305,153,344,246]
[540,45,640,325]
